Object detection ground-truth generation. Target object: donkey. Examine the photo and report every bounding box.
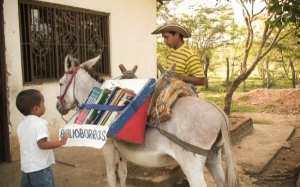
[56,54,239,187]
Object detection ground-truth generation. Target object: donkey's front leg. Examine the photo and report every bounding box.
[117,151,127,187]
[101,139,117,187]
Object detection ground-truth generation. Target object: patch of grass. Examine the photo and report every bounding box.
[274,99,283,104]
[202,93,225,107]
[262,104,276,110]
[230,102,260,113]
[199,77,293,113]
[202,91,261,113]
[252,118,273,124]
[238,95,250,102]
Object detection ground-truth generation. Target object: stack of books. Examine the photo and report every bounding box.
[74,86,136,126]
[74,87,103,124]
[96,87,136,126]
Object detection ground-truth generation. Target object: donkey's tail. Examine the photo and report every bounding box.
[221,113,240,187]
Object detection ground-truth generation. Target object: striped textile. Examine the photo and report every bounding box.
[165,43,204,78]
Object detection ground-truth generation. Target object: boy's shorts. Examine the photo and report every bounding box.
[21,166,55,187]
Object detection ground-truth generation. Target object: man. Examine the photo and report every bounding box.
[151,21,205,89]
[151,21,205,187]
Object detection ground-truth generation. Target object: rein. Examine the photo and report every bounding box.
[57,66,81,116]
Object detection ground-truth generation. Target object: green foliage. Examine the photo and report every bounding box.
[157,42,171,68]
[261,103,276,110]
[202,90,259,113]
[157,0,300,114]
[156,0,234,64]
[253,28,300,86]
[237,95,250,102]
[251,119,273,125]
[267,0,300,28]
[200,77,293,113]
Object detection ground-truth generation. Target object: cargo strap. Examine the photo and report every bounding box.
[77,103,125,111]
[156,127,210,156]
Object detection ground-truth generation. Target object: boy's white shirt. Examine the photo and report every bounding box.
[17,115,55,173]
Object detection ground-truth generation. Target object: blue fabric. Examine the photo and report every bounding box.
[20,167,55,187]
[189,84,198,95]
[78,103,126,111]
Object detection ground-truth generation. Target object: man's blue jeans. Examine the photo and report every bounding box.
[20,166,55,187]
[189,84,198,95]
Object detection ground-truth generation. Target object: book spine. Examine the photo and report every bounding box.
[84,89,110,124]
[74,87,101,124]
[101,92,125,126]
[93,87,121,125]
[102,88,136,126]
[97,91,121,126]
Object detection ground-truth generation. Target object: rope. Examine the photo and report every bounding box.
[114,70,137,79]
[148,78,197,126]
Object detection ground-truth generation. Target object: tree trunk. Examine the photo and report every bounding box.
[289,58,295,88]
[223,76,244,115]
[265,56,271,88]
[230,57,235,80]
[221,0,298,115]
[226,57,230,86]
[204,57,209,89]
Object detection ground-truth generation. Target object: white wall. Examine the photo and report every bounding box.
[4,0,157,161]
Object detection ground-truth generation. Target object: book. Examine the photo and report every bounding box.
[66,110,80,124]
[92,87,121,125]
[97,88,124,126]
[113,89,136,119]
[100,88,136,126]
[104,93,135,126]
[74,87,102,124]
[83,88,110,124]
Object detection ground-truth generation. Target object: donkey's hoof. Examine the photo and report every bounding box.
[173,178,190,187]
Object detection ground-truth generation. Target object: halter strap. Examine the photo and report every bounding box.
[65,66,81,74]
[57,66,81,108]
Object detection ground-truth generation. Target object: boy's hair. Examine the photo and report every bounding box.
[16,89,42,116]
[169,31,184,40]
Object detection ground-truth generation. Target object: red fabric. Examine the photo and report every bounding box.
[114,97,150,144]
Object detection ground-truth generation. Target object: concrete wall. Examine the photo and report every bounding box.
[3,0,157,161]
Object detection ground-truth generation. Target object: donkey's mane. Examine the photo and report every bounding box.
[81,64,106,84]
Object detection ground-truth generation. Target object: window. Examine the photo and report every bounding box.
[19,0,110,84]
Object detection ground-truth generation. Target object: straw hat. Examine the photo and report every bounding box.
[151,21,191,38]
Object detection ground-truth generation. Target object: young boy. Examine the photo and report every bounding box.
[16,89,70,187]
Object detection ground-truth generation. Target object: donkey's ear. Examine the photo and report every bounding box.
[82,55,102,69]
[64,54,76,72]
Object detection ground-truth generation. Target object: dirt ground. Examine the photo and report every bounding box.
[1,88,300,187]
[232,88,300,187]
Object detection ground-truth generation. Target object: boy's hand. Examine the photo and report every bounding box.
[60,132,70,145]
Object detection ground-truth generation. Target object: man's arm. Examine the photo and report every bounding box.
[174,72,205,86]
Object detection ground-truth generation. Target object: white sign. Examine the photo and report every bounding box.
[59,124,109,149]
[100,78,153,93]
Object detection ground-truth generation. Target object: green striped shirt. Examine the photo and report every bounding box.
[165,43,204,78]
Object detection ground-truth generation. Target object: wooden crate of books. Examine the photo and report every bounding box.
[68,78,155,144]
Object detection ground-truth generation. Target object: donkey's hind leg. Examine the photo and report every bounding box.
[101,139,117,187]
[205,147,225,187]
[117,152,127,187]
[176,151,208,187]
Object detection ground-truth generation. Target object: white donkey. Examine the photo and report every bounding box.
[56,54,239,187]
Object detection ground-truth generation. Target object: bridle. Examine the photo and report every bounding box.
[57,65,81,114]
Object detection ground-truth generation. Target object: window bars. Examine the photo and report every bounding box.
[19,0,110,83]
